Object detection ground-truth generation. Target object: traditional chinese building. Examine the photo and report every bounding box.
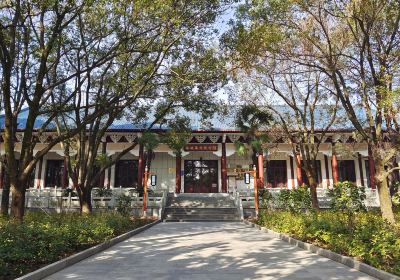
[0,108,384,198]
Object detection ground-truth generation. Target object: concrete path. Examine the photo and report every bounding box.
[45,222,375,280]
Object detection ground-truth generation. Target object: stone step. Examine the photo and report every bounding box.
[164,214,239,220]
[165,207,237,214]
[166,199,235,208]
[163,193,240,222]
[167,204,236,208]
[163,218,240,222]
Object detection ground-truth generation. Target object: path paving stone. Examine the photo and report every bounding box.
[45,222,375,280]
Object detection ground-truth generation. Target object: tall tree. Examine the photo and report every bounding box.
[0,0,228,219]
[223,0,400,224]
[234,104,272,187]
[55,1,228,213]
[162,116,192,157]
[235,64,339,209]
[0,0,125,219]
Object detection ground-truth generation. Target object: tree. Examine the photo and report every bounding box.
[53,1,228,214]
[223,0,400,224]
[0,0,128,219]
[0,0,229,219]
[162,116,192,157]
[234,104,272,187]
[237,64,339,209]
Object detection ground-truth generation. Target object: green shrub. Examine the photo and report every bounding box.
[63,188,78,197]
[0,212,150,279]
[392,182,400,206]
[258,188,273,209]
[94,187,113,197]
[257,210,400,276]
[328,181,366,230]
[276,186,312,213]
[116,194,133,216]
[328,181,366,212]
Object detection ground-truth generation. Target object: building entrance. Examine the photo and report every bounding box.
[184,160,218,193]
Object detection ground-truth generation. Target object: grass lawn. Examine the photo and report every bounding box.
[255,209,400,276]
[0,212,153,279]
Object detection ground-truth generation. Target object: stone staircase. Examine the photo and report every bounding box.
[163,193,241,222]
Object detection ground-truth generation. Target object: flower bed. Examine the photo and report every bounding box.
[0,212,152,279]
[256,210,400,276]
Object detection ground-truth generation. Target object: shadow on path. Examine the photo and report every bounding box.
[45,222,375,280]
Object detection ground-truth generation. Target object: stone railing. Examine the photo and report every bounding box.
[0,187,167,217]
[239,187,380,210]
[232,191,244,220]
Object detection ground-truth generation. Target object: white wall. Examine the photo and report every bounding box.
[226,152,254,193]
[149,152,175,192]
[0,140,373,192]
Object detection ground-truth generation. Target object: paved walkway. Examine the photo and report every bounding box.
[46,222,375,280]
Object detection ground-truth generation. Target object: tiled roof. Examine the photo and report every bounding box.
[0,107,239,131]
[0,105,362,132]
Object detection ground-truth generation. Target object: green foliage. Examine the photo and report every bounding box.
[234,140,249,157]
[257,210,400,276]
[327,181,366,230]
[63,188,77,197]
[115,194,133,216]
[0,212,150,279]
[276,186,312,213]
[162,116,192,156]
[236,105,273,134]
[328,181,366,212]
[94,153,111,168]
[94,188,113,197]
[392,182,400,206]
[138,132,160,152]
[259,188,273,209]
[234,105,271,163]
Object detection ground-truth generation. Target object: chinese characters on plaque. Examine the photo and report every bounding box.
[184,144,218,152]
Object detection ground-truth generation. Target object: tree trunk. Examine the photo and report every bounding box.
[306,171,320,210]
[10,181,26,221]
[375,162,396,224]
[1,172,10,216]
[305,165,319,210]
[79,187,92,214]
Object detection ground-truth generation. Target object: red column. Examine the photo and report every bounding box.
[358,153,364,187]
[221,143,228,192]
[0,163,4,189]
[324,155,330,187]
[296,154,303,186]
[138,143,144,188]
[107,168,111,189]
[257,152,264,188]
[62,157,68,188]
[331,153,339,184]
[289,156,295,188]
[100,141,107,187]
[368,146,376,189]
[175,155,181,193]
[36,158,43,189]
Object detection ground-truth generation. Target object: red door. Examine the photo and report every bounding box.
[184,160,218,193]
[115,160,138,188]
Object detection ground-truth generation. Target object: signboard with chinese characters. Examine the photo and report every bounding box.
[150,175,157,186]
[184,144,218,152]
[244,173,250,184]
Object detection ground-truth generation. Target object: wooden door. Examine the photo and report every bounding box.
[184,160,218,193]
[115,160,138,188]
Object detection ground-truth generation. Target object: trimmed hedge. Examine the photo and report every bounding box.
[256,210,400,276]
[0,212,152,279]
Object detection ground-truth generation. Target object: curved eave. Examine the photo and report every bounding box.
[0,128,370,133]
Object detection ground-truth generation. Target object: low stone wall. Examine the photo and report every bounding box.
[0,188,167,218]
